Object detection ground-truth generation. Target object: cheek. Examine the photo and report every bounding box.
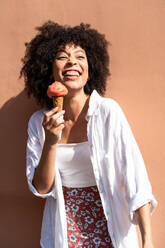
[82,62,89,75]
[52,63,62,78]
[85,65,89,78]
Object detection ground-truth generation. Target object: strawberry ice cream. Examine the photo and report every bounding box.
[47,81,68,112]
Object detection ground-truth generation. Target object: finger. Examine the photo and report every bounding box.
[53,110,65,119]
[42,107,58,125]
[54,124,65,142]
[58,123,65,130]
[44,107,59,119]
[56,123,65,133]
[50,110,65,123]
[49,114,65,127]
[47,107,59,116]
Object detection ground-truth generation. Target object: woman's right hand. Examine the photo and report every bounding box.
[42,107,65,145]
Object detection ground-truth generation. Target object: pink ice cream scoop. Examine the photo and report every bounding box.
[47,81,68,112]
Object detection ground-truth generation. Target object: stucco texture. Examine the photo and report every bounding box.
[0,0,164,247]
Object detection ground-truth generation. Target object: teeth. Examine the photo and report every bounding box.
[64,70,79,76]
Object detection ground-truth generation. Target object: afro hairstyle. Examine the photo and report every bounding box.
[20,21,110,108]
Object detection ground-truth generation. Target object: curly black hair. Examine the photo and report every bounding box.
[20,21,110,108]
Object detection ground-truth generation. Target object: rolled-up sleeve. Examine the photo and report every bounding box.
[124,135,157,224]
[115,104,157,224]
[26,112,55,199]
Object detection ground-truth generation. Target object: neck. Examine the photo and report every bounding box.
[64,90,89,122]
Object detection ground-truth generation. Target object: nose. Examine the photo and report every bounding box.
[67,56,77,65]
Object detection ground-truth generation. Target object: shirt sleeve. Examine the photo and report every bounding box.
[26,112,56,199]
[114,103,157,224]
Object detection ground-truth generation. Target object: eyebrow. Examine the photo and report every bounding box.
[74,49,85,54]
[56,49,85,54]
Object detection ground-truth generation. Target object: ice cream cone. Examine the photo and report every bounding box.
[47,81,68,112]
[52,96,64,112]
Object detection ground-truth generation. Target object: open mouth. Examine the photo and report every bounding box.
[63,69,81,77]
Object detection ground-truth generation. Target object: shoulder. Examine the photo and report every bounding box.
[27,109,47,144]
[90,90,125,120]
[97,96,129,130]
[28,109,46,126]
[99,96,123,116]
[89,90,123,118]
[28,109,47,134]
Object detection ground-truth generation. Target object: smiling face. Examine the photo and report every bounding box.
[52,44,89,95]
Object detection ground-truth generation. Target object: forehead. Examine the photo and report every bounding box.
[57,43,86,53]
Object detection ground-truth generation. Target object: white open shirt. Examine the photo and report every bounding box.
[26,90,157,248]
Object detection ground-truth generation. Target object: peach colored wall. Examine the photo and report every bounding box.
[0,0,164,247]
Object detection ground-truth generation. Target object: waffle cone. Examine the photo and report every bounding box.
[52,96,64,112]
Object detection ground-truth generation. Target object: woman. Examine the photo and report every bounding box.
[21,21,157,248]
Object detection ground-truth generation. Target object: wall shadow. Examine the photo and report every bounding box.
[0,90,44,248]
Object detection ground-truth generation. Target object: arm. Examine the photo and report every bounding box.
[111,101,157,245]
[135,203,154,248]
[32,107,65,194]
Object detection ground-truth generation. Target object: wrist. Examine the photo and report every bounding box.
[142,235,154,248]
[44,136,58,148]
[45,131,59,146]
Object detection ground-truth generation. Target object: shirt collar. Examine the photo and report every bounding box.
[86,90,102,120]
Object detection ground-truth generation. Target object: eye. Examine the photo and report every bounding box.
[77,55,85,59]
[56,56,68,60]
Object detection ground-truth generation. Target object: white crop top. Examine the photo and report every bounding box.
[56,141,96,187]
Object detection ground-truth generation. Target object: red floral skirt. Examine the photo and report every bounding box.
[63,186,114,248]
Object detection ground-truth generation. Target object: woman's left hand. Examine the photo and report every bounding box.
[143,240,154,248]
[135,203,155,248]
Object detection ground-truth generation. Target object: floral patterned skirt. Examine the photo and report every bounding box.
[63,186,114,248]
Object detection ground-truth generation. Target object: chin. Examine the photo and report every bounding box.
[63,79,86,89]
